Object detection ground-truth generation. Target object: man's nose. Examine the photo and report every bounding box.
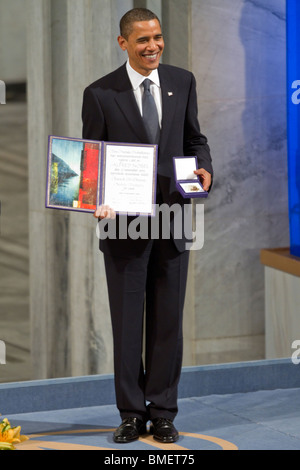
[147,39,156,50]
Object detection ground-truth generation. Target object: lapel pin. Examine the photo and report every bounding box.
[168,92,173,96]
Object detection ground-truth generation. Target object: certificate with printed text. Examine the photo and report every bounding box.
[101,142,157,216]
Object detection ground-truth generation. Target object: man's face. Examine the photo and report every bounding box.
[118,19,164,76]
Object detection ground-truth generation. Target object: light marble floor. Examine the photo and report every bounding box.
[0,101,32,383]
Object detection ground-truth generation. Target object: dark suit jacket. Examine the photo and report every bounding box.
[82,63,213,255]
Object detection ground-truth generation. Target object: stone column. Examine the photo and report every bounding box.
[0,0,27,83]
[161,0,191,70]
[27,0,133,379]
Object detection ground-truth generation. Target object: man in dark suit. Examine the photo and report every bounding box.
[82,8,213,444]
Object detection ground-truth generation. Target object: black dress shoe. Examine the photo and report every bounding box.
[151,418,179,443]
[113,417,147,443]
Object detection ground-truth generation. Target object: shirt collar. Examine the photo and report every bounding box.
[126,60,160,90]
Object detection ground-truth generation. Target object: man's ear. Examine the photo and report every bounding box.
[117,35,128,51]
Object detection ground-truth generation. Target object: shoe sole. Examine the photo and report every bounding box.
[153,434,179,443]
[113,436,139,443]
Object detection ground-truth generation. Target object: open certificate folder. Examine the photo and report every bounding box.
[46,136,158,216]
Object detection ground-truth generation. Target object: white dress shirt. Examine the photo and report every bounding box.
[126,60,162,128]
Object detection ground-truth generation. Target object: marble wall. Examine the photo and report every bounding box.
[188,0,289,363]
[25,0,289,381]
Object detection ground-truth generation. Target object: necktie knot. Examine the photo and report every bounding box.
[143,78,151,94]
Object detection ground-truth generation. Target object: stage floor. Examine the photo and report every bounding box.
[6,386,300,451]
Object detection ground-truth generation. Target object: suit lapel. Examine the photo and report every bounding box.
[159,66,178,149]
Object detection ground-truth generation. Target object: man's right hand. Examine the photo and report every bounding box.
[93,205,116,220]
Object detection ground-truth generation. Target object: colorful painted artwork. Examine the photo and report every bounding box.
[46,136,101,212]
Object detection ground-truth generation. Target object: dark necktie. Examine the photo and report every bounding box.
[142,79,160,144]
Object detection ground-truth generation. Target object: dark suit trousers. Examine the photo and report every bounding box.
[104,237,189,422]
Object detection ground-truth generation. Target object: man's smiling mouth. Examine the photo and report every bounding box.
[143,53,159,59]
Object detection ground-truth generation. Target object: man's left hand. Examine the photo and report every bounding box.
[194,168,212,192]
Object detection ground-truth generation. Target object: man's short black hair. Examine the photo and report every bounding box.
[120,8,161,40]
